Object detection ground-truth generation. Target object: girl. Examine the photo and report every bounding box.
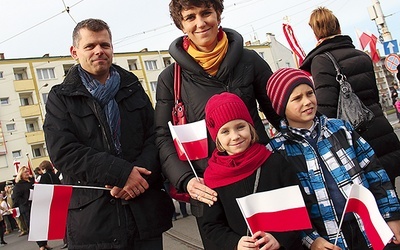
[201,92,302,250]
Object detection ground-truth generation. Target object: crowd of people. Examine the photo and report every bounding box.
[2,0,400,249]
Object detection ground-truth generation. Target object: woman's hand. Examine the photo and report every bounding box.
[187,177,217,206]
[311,237,341,250]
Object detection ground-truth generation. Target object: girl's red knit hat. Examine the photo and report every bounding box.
[266,68,314,117]
[205,92,254,141]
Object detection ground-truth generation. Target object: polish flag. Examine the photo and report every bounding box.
[356,30,380,63]
[236,185,311,235]
[283,23,306,67]
[10,207,20,218]
[342,184,393,250]
[168,120,208,161]
[28,184,73,241]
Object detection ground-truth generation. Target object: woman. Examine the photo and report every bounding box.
[155,0,279,248]
[12,166,34,236]
[300,7,400,188]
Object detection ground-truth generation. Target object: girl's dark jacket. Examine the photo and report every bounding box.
[43,64,173,249]
[300,35,400,185]
[155,28,280,216]
[201,153,303,250]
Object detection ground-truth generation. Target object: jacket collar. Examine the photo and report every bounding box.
[300,35,355,72]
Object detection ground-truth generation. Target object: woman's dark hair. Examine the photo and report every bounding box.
[39,160,54,172]
[169,0,224,30]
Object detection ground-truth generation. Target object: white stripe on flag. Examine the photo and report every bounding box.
[169,119,207,142]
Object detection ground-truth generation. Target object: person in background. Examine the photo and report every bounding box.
[155,1,279,247]
[33,167,43,183]
[395,97,400,124]
[266,68,400,249]
[0,191,15,235]
[300,6,400,189]
[201,92,302,250]
[43,18,173,249]
[4,182,26,235]
[11,166,33,237]
[0,204,6,246]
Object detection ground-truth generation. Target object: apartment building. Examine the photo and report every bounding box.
[0,34,295,184]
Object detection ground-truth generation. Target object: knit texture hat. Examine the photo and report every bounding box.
[205,92,254,141]
[266,68,314,117]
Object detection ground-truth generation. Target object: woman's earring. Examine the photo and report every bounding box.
[183,36,190,51]
[217,26,224,41]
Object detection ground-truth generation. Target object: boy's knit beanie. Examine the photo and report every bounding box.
[266,68,314,117]
[205,92,254,141]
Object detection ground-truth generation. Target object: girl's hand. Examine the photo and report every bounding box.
[187,177,217,206]
[252,231,280,250]
[237,236,257,250]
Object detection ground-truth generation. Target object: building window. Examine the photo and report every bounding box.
[6,123,15,131]
[258,52,264,59]
[26,123,35,132]
[32,145,45,158]
[37,68,56,80]
[163,57,172,67]
[0,71,3,79]
[0,97,9,105]
[144,60,158,70]
[128,59,138,70]
[150,81,157,92]
[62,64,74,76]
[13,67,28,80]
[20,97,30,106]
[42,93,49,104]
[12,150,21,158]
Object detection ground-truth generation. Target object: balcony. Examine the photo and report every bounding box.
[14,79,35,92]
[20,104,41,117]
[31,156,50,169]
[25,130,45,144]
[131,69,144,79]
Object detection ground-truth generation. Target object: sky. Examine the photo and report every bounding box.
[0,0,399,60]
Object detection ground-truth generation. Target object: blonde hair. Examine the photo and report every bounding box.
[15,166,29,183]
[309,7,341,40]
[215,122,258,152]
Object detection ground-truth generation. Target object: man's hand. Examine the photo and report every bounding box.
[187,177,217,206]
[109,166,151,200]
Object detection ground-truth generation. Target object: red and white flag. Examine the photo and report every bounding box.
[236,185,311,235]
[283,23,306,67]
[168,120,208,161]
[28,184,73,241]
[10,207,20,218]
[342,184,393,250]
[356,30,380,63]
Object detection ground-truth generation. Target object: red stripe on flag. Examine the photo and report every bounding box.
[246,207,312,232]
[174,138,208,161]
[346,198,385,250]
[47,186,73,240]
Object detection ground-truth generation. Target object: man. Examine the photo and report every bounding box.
[43,18,173,249]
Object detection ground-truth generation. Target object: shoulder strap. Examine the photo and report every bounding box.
[174,63,181,103]
[324,51,346,86]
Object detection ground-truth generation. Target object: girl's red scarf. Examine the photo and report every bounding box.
[204,143,271,189]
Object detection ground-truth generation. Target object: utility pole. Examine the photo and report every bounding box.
[368,0,392,43]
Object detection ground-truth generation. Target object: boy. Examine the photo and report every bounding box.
[266,68,400,249]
